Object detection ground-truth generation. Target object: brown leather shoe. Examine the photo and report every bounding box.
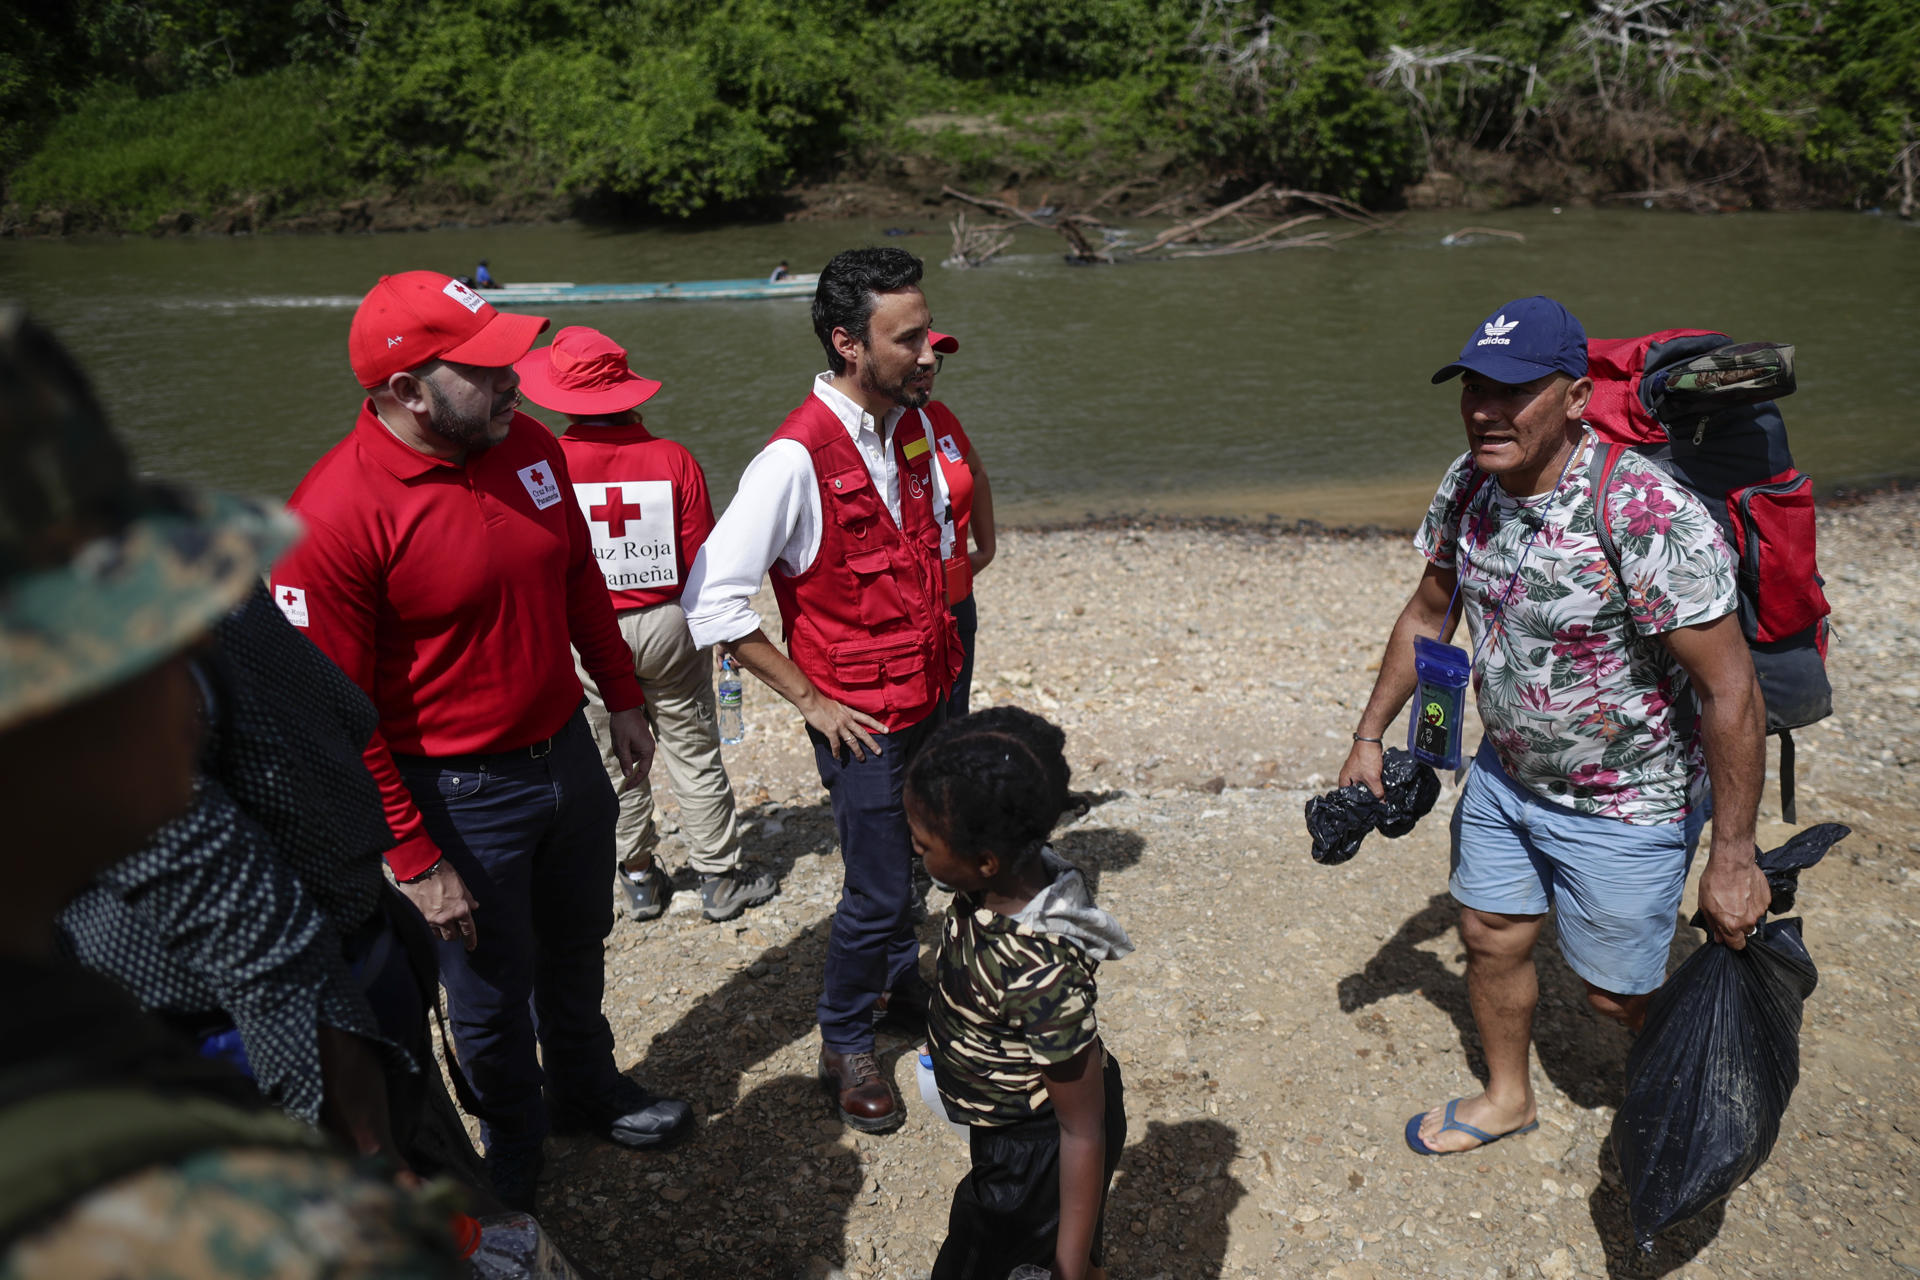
[818,1047,903,1133]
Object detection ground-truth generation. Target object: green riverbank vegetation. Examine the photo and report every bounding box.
[4,0,1916,234]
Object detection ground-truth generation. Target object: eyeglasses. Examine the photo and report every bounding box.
[933,355,944,375]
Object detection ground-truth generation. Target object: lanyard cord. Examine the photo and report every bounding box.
[1441,433,1588,671]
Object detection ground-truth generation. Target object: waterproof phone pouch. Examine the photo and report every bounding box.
[1408,635,1471,770]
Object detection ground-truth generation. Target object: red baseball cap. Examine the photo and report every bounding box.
[348,271,550,389]
[513,327,663,415]
[930,330,959,354]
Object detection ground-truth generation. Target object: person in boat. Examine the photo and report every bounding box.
[513,325,777,924]
[683,246,962,1134]
[0,307,460,1276]
[769,260,790,282]
[1336,295,1768,1157]
[474,259,498,289]
[922,329,996,717]
[272,271,690,1212]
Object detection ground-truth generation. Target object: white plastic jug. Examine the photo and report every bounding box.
[916,1048,970,1140]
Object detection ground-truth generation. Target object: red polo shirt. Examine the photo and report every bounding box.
[556,419,716,611]
[276,403,645,879]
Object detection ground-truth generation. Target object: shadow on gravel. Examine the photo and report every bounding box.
[1052,825,1147,897]
[1337,897,1712,1111]
[1585,1149,1726,1278]
[1106,1118,1245,1277]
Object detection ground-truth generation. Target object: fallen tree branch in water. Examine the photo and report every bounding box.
[944,213,1015,269]
[937,183,1391,264]
[1440,225,1526,245]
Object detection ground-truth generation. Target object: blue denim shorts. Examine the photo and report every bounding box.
[1449,740,1706,996]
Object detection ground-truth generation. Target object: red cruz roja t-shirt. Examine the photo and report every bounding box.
[555,419,715,611]
[275,404,645,880]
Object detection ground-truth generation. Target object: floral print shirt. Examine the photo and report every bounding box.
[1414,432,1737,825]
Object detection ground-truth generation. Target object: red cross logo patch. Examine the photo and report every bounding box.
[273,584,309,628]
[517,461,562,510]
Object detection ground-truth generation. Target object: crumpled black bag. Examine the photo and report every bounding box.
[1303,748,1441,865]
[1612,824,1847,1248]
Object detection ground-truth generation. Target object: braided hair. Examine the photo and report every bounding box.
[906,707,1073,872]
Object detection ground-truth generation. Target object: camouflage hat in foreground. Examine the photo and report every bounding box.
[0,307,298,733]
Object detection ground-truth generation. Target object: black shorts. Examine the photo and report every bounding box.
[932,1055,1127,1280]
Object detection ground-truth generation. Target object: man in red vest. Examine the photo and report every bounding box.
[683,247,961,1132]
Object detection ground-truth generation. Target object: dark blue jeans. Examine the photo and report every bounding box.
[811,709,945,1052]
[395,708,621,1155]
[948,593,978,721]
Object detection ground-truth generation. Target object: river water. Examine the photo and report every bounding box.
[1,208,1913,526]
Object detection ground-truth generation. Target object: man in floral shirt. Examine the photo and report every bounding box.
[1338,296,1771,1157]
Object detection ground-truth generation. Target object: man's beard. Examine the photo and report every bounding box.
[861,362,930,410]
[426,382,514,453]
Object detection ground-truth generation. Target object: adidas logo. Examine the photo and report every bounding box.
[1478,314,1519,347]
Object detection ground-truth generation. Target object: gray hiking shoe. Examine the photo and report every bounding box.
[699,867,778,922]
[617,863,673,922]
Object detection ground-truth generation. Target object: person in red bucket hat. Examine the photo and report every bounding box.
[516,327,777,924]
[276,272,691,1213]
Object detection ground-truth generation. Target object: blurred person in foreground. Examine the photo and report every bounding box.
[0,307,458,1276]
[271,271,688,1212]
[516,325,776,923]
[1337,296,1768,1157]
[57,575,487,1192]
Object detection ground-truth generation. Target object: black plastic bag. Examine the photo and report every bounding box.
[1303,748,1440,865]
[1613,916,1819,1248]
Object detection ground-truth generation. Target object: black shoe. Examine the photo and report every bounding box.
[551,1077,694,1150]
[484,1141,544,1215]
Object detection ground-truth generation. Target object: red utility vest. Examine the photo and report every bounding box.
[768,397,961,732]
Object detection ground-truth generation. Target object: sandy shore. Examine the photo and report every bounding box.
[534,491,1920,1280]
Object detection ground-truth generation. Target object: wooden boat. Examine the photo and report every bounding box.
[473,274,818,304]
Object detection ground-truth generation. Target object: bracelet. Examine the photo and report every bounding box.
[1352,734,1384,745]
[400,858,444,885]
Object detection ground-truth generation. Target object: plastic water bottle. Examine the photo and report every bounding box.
[448,1211,583,1278]
[916,1048,969,1140]
[717,656,745,745]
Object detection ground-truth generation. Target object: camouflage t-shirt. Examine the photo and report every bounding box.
[2,1148,459,1279]
[1413,432,1737,824]
[928,897,1103,1127]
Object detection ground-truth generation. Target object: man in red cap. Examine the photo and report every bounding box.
[515,326,777,924]
[273,272,691,1212]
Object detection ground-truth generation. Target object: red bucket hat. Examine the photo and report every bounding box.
[348,271,550,389]
[513,327,663,415]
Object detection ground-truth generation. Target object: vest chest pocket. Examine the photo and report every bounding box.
[845,546,910,627]
[823,464,879,538]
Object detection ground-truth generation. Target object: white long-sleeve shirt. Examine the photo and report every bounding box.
[683,374,907,648]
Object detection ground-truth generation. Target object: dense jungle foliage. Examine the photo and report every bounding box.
[3,0,1915,229]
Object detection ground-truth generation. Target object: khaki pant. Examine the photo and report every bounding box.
[576,601,741,876]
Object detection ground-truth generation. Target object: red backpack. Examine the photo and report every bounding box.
[1584,330,1832,821]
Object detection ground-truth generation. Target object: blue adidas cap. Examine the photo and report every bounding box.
[1431,295,1588,385]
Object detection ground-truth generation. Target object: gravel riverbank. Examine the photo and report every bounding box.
[537,491,1920,1280]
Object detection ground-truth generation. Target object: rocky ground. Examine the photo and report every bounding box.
[532,492,1920,1280]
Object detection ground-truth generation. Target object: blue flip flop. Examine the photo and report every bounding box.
[1404,1098,1539,1155]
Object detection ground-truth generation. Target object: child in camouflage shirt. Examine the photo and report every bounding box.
[905,708,1132,1280]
